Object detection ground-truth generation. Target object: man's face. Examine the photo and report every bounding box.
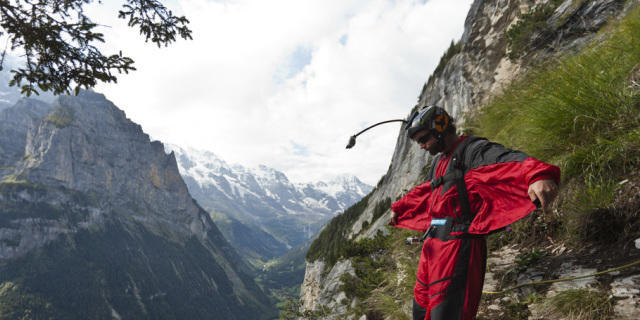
[412,130,439,155]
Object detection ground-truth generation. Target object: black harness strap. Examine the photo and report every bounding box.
[453,155,473,225]
[431,137,484,222]
[425,136,487,241]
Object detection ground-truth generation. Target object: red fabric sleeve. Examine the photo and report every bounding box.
[527,168,561,185]
[390,181,432,232]
[467,157,560,234]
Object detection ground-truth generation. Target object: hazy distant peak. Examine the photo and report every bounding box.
[329,174,363,185]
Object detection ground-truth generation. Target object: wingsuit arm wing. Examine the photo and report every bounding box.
[390,181,432,232]
[464,141,561,234]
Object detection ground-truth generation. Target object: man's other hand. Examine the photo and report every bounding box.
[528,179,559,212]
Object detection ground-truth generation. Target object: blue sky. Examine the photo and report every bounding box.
[81,0,474,185]
[276,46,313,82]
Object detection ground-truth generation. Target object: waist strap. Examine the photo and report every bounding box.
[420,223,485,241]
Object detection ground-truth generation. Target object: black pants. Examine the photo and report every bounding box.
[413,299,427,320]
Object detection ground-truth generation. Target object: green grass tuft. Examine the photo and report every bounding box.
[542,289,613,319]
[44,105,75,128]
[367,291,410,320]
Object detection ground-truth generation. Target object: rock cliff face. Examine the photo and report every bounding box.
[299,0,636,317]
[299,259,355,315]
[0,91,275,319]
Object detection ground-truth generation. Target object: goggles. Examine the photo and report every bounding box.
[406,106,437,139]
[415,132,432,144]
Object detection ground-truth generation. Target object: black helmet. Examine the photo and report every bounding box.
[406,105,452,139]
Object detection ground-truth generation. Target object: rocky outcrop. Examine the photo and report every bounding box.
[0,91,275,319]
[19,93,202,239]
[1,92,207,251]
[479,242,640,319]
[0,185,105,260]
[300,259,355,317]
[0,98,51,179]
[611,275,640,319]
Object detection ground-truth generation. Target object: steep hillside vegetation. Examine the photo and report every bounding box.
[470,5,640,318]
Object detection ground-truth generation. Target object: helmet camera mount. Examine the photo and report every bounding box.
[346,119,408,149]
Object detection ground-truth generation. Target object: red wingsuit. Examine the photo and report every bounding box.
[391,136,560,320]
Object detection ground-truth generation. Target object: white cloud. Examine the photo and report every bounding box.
[92,0,474,185]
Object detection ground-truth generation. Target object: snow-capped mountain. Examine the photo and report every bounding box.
[166,144,373,264]
[168,144,372,218]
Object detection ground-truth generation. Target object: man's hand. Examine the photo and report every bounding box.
[528,179,559,212]
[389,211,398,225]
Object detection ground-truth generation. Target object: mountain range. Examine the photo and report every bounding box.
[0,91,275,319]
[167,144,373,265]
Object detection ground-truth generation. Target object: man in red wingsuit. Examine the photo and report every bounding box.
[390,106,560,320]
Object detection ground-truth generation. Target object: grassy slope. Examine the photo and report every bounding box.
[470,5,640,319]
[471,4,640,246]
